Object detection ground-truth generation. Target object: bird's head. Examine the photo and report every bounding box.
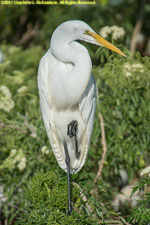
[52,20,125,57]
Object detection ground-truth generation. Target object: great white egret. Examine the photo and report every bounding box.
[38,20,125,215]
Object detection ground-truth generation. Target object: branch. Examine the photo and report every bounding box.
[15,22,39,46]
[0,114,36,138]
[94,113,107,184]
[100,219,131,225]
[73,183,131,224]
[130,0,146,56]
[0,121,26,133]
[73,182,94,214]
[24,113,37,138]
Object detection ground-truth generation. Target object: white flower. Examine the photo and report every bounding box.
[0,148,27,171]
[17,154,27,171]
[12,149,27,169]
[41,146,50,155]
[140,166,150,176]
[0,86,14,112]
[123,63,144,77]
[131,63,144,73]
[15,154,23,162]
[21,157,27,163]
[17,160,27,171]
[10,149,17,157]
[99,25,125,40]
[111,25,125,40]
[17,86,28,95]
[123,63,132,77]
[99,26,111,39]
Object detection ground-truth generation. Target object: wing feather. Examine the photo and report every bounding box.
[75,75,96,173]
[38,50,61,154]
[79,75,96,141]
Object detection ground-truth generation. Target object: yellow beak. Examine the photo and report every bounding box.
[88,31,126,57]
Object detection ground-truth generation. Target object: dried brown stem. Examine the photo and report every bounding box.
[73,182,130,224]
[73,182,94,214]
[24,113,37,138]
[0,121,26,133]
[15,22,39,46]
[0,114,36,138]
[130,0,146,56]
[94,113,107,184]
[100,219,131,225]
[4,219,8,225]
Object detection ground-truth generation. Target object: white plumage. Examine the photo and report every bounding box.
[38,20,125,175]
[38,45,96,174]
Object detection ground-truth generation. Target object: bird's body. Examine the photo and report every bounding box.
[38,45,96,174]
[38,20,125,214]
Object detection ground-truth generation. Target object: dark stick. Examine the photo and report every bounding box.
[67,120,79,159]
[75,132,79,159]
[63,140,72,215]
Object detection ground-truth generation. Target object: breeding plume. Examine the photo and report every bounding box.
[38,20,125,215]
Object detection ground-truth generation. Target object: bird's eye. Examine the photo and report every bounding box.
[84,30,90,36]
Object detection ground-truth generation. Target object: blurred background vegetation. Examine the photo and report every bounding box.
[0,0,150,224]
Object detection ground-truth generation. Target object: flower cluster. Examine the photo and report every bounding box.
[41,146,50,155]
[99,25,125,40]
[13,70,25,85]
[0,149,27,171]
[140,166,150,177]
[17,85,28,96]
[0,86,14,112]
[123,63,144,77]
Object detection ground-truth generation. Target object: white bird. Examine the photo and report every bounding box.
[38,20,125,215]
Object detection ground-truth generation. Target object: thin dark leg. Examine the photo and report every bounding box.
[67,120,79,159]
[63,140,72,215]
[75,132,79,158]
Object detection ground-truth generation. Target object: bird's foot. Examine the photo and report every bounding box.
[67,120,80,159]
[67,120,78,138]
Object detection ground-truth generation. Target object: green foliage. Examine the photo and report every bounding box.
[1,43,150,224]
[17,172,97,225]
[0,3,150,222]
[129,206,150,225]
[91,52,150,182]
[128,176,150,224]
[30,172,58,205]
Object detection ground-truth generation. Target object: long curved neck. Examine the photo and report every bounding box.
[51,34,91,67]
[50,37,92,109]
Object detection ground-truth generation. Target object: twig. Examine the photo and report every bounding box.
[99,219,130,225]
[130,0,146,57]
[118,216,132,225]
[0,114,36,138]
[94,113,107,184]
[8,203,28,212]
[4,219,8,225]
[73,182,94,214]
[73,183,130,225]
[15,22,39,46]
[24,113,37,138]
[100,220,122,224]
[0,121,26,133]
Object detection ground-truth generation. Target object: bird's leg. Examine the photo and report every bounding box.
[63,140,72,215]
[67,120,80,159]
